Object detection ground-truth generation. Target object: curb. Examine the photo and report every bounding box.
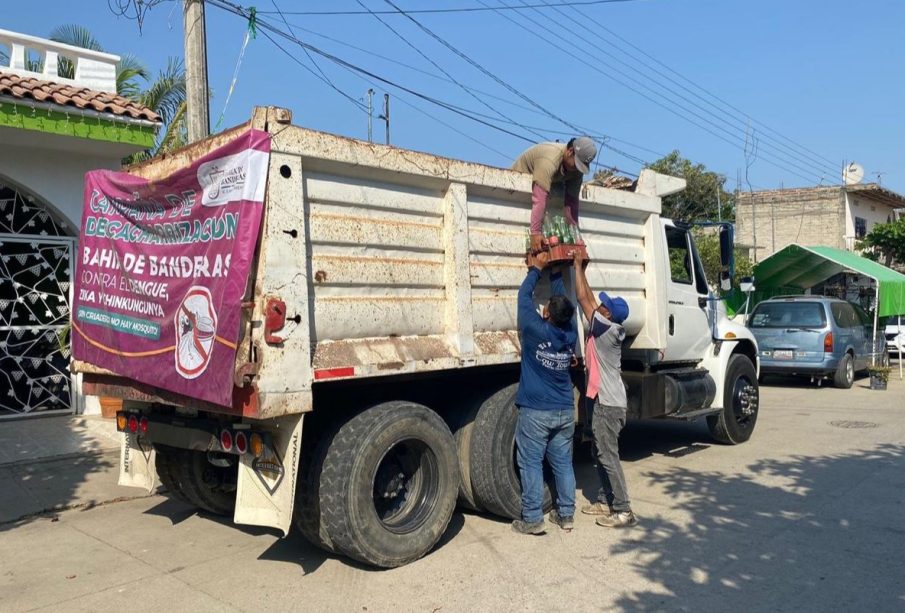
[0,447,120,470]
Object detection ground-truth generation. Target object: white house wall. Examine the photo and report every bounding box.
[0,143,121,230]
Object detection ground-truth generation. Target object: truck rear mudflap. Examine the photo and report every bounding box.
[115,407,303,535]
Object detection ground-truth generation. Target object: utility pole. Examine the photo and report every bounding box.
[716,181,722,222]
[184,0,210,142]
[367,89,374,142]
[382,93,390,145]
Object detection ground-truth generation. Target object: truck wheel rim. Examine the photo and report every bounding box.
[846,359,854,384]
[371,438,439,534]
[732,376,758,426]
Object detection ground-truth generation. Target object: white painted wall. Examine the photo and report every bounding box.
[845,194,899,246]
[0,144,121,231]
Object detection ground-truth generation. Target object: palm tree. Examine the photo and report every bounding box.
[48,24,187,162]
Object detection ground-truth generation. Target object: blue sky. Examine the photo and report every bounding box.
[5,0,904,193]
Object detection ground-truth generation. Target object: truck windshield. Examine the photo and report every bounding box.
[749,302,827,328]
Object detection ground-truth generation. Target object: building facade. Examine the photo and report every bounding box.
[736,184,905,262]
[0,29,160,417]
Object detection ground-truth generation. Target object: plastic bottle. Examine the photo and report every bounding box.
[570,224,584,245]
[562,219,574,244]
[542,215,553,241]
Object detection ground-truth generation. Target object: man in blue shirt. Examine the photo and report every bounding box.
[512,250,578,535]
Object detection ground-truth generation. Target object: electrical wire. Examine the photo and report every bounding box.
[354,0,548,140]
[255,0,652,16]
[266,17,659,161]
[483,0,828,185]
[539,0,841,180]
[570,1,841,171]
[207,0,645,174]
[269,0,368,113]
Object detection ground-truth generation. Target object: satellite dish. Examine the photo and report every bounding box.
[844,162,864,185]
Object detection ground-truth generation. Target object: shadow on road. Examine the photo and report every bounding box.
[604,443,905,610]
[0,416,120,533]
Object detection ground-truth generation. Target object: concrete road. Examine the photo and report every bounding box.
[3,376,905,612]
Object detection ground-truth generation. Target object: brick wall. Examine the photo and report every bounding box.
[735,187,844,262]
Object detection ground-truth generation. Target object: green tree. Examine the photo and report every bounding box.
[692,229,754,290]
[857,218,905,267]
[48,24,187,163]
[646,151,735,222]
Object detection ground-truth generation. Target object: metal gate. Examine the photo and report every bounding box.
[0,184,75,418]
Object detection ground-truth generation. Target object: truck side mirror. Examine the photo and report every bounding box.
[720,271,731,292]
[740,276,755,293]
[718,225,735,282]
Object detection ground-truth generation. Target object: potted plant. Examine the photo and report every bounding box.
[867,365,891,391]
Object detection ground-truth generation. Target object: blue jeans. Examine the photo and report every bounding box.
[515,407,576,523]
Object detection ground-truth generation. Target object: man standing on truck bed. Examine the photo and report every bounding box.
[512,251,578,535]
[512,137,597,254]
[573,251,638,528]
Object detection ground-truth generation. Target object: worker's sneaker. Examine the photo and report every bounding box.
[596,510,638,528]
[511,519,546,535]
[548,510,574,531]
[581,502,612,516]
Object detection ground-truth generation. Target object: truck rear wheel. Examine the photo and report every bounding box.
[154,445,192,506]
[320,401,459,568]
[294,423,340,553]
[447,392,486,512]
[174,449,237,516]
[469,383,553,519]
[707,354,759,444]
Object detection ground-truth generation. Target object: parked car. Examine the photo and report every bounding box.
[747,296,875,388]
[886,315,905,356]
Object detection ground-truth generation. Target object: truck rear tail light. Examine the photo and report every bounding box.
[249,433,264,458]
[220,429,233,452]
[235,431,248,454]
[824,332,834,353]
[128,415,139,434]
[139,416,149,434]
[116,413,127,431]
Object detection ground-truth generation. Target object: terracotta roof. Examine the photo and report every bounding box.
[0,71,161,122]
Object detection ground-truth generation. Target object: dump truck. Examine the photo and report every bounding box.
[72,107,759,568]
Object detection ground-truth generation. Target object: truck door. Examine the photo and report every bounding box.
[662,224,712,363]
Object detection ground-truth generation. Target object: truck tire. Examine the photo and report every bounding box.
[707,354,759,444]
[469,383,553,520]
[294,423,341,554]
[447,393,485,512]
[320,401,459,568]
[154,445,193,506]
[174,449,237,516]
[833,353,854,389]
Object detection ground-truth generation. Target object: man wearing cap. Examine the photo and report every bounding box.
[573,251,637,528]
[512,137,598,253]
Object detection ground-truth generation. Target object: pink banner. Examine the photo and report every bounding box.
[72,129,270,407]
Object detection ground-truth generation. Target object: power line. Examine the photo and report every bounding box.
[256,0,651,16]
[269,0,368,114]
[381,0,584,134]
[209,1,539,143]
[570,1,842,171]
[354,0,547,140]
[268,16,659,162]
[512,0,836,183]
[208,1,646,175]
[253,15,514,158]
[547,0,841,179]
[485,0,828,185]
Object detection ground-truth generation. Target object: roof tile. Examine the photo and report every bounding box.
[0,71,161,123]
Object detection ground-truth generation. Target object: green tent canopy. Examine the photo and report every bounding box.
[755,244,905,317]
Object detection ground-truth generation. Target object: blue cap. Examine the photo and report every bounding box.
[598,291,629,324]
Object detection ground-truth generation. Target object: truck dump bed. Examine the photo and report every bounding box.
[76,107,667,418]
